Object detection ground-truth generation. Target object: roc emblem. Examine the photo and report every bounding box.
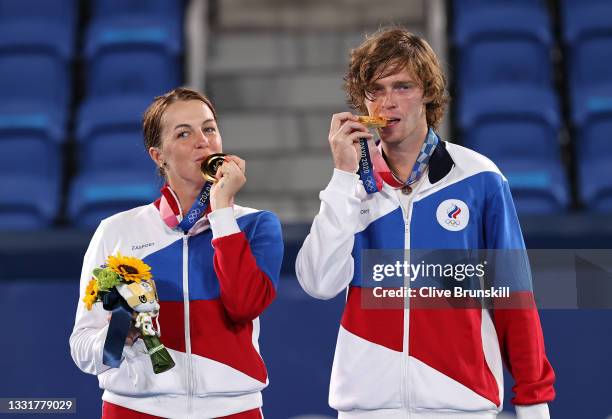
[436,199,469,231]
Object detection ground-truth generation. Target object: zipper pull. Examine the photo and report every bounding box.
[401,185,412,195]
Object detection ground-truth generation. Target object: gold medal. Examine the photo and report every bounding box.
[200,153,227,183]
[357,115,388,128]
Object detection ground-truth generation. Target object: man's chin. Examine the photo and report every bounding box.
[379,135,401,145]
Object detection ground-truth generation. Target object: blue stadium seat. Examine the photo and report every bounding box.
[572,85,612,212]
[562,2,612,95]
[84,17,182,98]
[0,21,73,108]
[560,0,610,22]
[453,4,552,91]
[68,172,161,229]
[0,101,65,228]
[498,159,570,214]
[0,101,65,178]
[0,177,60,229]
[0,0,76,23]
[0,101,66,142]
[453,0,545,16]
[458,86,561,160]
[76,96,155,175]
[91,0,183,23]
[579,161,612,213]
[458,86,568,213]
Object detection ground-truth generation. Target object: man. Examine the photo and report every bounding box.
[295,27,555,419]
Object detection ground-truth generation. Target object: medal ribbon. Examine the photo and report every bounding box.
[359,128,439,191]
[102,289,134,368]
[358,138,379,194]
[177,182,212,232]
[158,183,213,232]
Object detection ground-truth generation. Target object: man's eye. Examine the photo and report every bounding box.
[398,84,413,90]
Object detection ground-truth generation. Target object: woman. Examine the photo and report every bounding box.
[70,87,284,418]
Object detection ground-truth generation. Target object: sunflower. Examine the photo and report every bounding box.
[106,252,152,282]
[83,278,99,311]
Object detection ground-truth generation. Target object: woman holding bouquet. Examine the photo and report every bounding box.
[70,87,284,419]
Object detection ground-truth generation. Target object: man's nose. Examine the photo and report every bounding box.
[380,90,397,109]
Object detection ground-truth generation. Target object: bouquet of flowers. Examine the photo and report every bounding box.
[83,252,175,374]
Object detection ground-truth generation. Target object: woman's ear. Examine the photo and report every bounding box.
[149,147,163,168]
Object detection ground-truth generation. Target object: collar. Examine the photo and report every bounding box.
[153,184,212,230]
[427,137,455,184]
[373,128,448,189]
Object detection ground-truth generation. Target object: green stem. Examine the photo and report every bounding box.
[142,335,175,374]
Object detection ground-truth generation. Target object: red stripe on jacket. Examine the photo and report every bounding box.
[157,299,268,383]
[341,286,404,352]
[212,232,277,323]
[493,292,556,405]
[409,297,501,406]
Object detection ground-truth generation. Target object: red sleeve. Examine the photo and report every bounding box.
[494,293,556,405]
[212,232,277,323]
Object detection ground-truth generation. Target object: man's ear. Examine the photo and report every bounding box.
[422,89,434,104]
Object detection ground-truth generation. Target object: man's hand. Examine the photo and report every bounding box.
[210,155,246,210]
[328,112,373,173]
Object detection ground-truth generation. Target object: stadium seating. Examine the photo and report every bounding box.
[0,177,60,229]
[76,96,154,175]
[0,21,73,109]
[571,85,612,211]
[496,158,570,214]
[90,0,183,23]
[458,86,561,160]
[453,3,552,92]
[458,86,568,213]
[68,172,161,229]
[84,16,182,98]
[454,0,544,13]
[0,101,65,228]
[562,2,612,95]
[0,0,76,29]
[561,1,612,211]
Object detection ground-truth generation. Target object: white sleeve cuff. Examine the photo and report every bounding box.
[515,403,550,419]
[208,207,240,239]
[326,168,360,194]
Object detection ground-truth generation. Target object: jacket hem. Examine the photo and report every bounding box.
[102,390,262,419]
[337,408,498,419]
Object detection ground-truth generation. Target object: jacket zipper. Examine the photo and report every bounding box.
[398,183,422,413]
[182,233,193,418]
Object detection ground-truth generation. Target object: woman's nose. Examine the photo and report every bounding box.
[195,129,210,148]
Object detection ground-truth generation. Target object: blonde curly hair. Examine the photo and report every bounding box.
[344,27,449,129]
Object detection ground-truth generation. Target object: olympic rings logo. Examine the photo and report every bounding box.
[445,218,461,226]
[188,208,202,223]
[364,178,376,190]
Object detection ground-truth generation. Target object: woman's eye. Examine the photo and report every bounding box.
[204,127,217,134]
[177,131,189,139]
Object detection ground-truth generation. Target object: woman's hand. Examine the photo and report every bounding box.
[107,313,141,346]
[210,155,246,210]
